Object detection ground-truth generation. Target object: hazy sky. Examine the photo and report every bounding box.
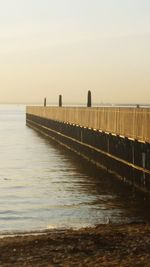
[0,0,150,104]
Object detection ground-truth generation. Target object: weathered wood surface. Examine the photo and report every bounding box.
[26,106,150,143]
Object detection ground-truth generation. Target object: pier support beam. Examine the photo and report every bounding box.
[44,97,47,107]
[87,91,92,107]
[59,95,62,107]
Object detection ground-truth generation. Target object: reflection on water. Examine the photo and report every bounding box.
[0,105,149,234]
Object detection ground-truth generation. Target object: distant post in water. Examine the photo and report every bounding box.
[44,97,47,107]
[87,90,92,107]
[59,95,62,107]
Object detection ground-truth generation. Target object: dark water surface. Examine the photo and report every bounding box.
[0,105,149,234]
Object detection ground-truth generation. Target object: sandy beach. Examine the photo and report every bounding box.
[0,223,149,266]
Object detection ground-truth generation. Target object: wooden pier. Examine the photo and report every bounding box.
[26,105,150,195]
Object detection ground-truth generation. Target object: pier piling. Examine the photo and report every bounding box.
[87,90,92,107]
[59,95,62,107]
[44,97,47,107]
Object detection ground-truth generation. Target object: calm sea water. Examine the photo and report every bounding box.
[0,105,149,234]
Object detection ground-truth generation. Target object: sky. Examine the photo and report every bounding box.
[0,0,150,104]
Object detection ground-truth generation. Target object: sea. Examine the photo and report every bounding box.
[0,105,149,235]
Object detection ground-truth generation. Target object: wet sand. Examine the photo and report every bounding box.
[0,223,149,266]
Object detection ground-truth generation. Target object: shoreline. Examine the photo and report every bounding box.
[0,222,149,266]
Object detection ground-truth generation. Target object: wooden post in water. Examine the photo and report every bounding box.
[59,95,62,107]
[87,90,92,107]
[44,97,47,107]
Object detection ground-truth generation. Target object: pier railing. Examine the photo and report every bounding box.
[26,106,150,143]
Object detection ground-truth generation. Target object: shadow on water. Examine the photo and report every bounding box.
[32,127,150,224]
